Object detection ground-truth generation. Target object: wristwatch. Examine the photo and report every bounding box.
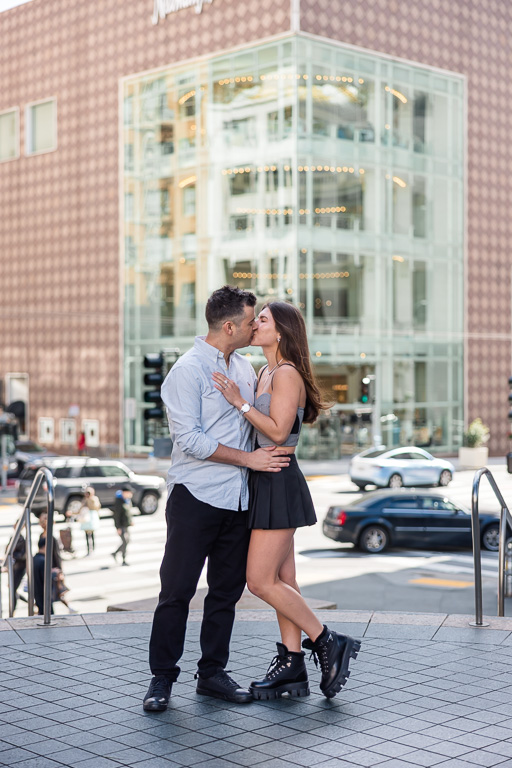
[240,402,251,415]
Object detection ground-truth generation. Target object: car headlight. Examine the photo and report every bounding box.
[9,462,17,470]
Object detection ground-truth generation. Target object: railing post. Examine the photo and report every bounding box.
[498,507,508,617]
[470,468,489,627]
[41,471,55,626]
[7,556,15,618]
[25,506,34,617]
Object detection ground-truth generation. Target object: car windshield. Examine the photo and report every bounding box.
[16,442,45,452]
[359,448,388,459]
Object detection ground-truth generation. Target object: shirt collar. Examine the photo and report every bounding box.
[194,335,230,365]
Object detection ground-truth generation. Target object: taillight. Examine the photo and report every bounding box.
[337,511,347,526]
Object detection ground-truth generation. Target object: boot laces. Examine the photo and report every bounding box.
[307,644,329,675]
[265,654,290,679]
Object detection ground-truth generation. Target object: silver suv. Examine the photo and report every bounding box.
[17,457,166,518]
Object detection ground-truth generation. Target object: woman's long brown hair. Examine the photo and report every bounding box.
[264,301,330,424]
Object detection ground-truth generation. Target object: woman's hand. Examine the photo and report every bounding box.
[212,372,244,408]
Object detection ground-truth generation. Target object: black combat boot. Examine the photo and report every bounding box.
[302,625,361,699]
[250,642,310,700]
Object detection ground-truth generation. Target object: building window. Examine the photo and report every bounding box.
[183,186,196,216]
[38,417,55,444]
[60,419,76,445]
[25,99,57,155]
[5,372,28,436]
[82,419,100,448]
[0,109,19,162]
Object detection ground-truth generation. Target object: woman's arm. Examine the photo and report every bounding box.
[213,366,303,445]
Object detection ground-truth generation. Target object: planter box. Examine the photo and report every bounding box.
[458,446,489,469]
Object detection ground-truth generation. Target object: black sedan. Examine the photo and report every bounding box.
[322,490,500,554]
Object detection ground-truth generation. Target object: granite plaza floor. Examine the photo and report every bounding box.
[1,610,512,768]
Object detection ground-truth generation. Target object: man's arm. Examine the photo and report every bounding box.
[208,444,290,473]
[163,364,290,472]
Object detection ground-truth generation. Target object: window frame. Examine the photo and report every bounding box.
[0,107,20,163]
[25,97,58,156]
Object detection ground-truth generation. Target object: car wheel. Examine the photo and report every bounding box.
[359,525,389,554]
[354,483,367,491]
[63,496,83,518]
[439,470,452,487]
[139,491,159,515]
[388,473,403,489]
[482,524,500,552]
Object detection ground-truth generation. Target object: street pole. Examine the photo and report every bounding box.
[0,434,7,490]
[367,374,381,447]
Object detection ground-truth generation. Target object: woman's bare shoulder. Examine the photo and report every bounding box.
[273,363,303,385]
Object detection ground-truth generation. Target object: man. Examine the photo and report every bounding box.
[143,285,290,712]
[112,486,133,566]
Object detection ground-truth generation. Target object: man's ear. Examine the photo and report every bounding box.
[223,320,234,336]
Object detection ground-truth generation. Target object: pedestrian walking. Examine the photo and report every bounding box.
[214,301,361,700]
[78,486,100,555]
[2,521,26,613]
[143,285,290,713]
[77,431,86,456]
[37,513,73,612]
[112,486,133,566]
[38,511,62,569]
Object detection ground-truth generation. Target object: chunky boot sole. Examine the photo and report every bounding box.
[322,637,361,699]
[250,681,310,700]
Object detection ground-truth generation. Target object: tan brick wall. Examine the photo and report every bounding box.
[0,0,291,449]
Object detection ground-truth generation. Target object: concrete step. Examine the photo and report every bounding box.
[107,587,336,612]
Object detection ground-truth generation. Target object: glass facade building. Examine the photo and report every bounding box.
[122,35,464,457]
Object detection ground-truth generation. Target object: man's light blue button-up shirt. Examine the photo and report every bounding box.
[162,336,257,511]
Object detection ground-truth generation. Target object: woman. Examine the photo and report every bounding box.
[78,486,101,555]
[212,301,361,700]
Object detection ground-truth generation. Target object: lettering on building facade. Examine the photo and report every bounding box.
[152,0,214,24]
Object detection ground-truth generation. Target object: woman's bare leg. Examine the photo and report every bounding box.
[275,540,302,651]
[247,529,323,644]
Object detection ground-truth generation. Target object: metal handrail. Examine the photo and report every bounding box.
[471,467,512,626]
[0,467,55,625]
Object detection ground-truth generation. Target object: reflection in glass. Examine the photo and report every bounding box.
[122,37,464,454]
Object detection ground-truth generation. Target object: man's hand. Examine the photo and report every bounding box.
[246,446,291,472]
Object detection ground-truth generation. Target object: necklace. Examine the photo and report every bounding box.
[266,361,282,377]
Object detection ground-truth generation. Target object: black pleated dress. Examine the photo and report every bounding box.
[247,393,317,530]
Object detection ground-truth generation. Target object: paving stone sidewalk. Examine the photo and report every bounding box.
[1,610,512,768]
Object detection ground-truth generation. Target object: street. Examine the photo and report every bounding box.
[1,463,511,618]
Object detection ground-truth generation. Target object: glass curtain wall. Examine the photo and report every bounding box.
[122,36,464,455]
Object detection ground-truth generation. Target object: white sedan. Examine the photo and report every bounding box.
[349,446,454,490]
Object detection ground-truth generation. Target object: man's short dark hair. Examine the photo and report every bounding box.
[205,285,256,330]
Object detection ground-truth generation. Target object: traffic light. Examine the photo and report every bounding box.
[143,353,165,420]
[360,377,370,404]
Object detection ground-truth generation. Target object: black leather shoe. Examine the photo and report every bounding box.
[196,670,252,703]
[250,642,309,700]
[143,675,172,711]
[303,626,361,699]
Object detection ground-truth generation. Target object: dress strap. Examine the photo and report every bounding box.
[257,364,268,384]
[270,363,297,390]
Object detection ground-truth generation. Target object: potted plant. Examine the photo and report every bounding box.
[458,418,490,469]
